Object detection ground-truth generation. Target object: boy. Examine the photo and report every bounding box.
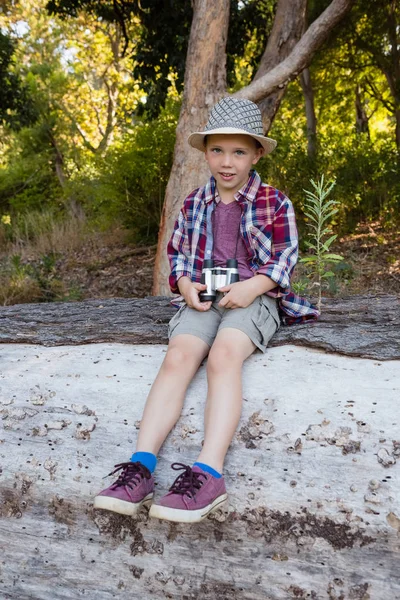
[94,97,318,523]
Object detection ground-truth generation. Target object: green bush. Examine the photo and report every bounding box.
[67,99,179,241]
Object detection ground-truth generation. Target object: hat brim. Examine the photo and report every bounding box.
[188,127,277,154]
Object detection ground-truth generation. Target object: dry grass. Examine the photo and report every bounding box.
[0,210,109,306]
[10,210,94,258]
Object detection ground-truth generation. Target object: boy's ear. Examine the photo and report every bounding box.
[252,147,265,164]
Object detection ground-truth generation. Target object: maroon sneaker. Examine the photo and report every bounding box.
[94,461,154,516]
[149,463,227,523]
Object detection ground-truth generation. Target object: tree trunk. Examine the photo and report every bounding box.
[1,294,400,599]
[396,108,400,152]
[382,69,400,152]
[48,127,84,218]
[253,0,307,133]
[153,0,354,295]
[386,0,400,152]
[355,84,370,136]
[152,0,230,295]
[0,294,398,361]
[300,67,318,156]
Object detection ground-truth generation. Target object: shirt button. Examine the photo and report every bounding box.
[207,250,211,255]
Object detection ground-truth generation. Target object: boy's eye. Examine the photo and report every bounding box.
[211,148,221,153]
[235,150,246,156]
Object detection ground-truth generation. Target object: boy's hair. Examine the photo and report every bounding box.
[203,134,263,150]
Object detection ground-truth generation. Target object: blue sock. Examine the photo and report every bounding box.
[193,462,222,478]
[131,451,157,473]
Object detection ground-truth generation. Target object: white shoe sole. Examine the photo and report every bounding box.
[149,494,228,523]
[93,493,153,516]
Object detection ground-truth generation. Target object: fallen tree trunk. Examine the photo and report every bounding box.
[0,294,399,360]
[0,293,399,599]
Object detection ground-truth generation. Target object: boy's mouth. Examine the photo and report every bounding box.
[219,172,235,180]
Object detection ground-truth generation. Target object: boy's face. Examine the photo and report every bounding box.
[204,134,264,199]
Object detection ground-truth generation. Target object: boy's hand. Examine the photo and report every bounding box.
[218,275,277,309]
[177,277,212,312]
[217,280,258,309]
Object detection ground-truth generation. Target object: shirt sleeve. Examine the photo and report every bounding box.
[167,203,193,294]
[256,195,298,298]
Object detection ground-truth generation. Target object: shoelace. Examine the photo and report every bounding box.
[168,462,207,500]
[107,461,151,490]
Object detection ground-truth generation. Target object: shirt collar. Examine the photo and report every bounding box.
[202,170,261,205]
[203,176,216,205]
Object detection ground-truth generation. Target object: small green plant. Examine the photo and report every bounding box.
[300,176,344,311]
[291,278,310,297]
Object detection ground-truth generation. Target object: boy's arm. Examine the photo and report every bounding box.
[167,201,212,311]
[167,205,193,294]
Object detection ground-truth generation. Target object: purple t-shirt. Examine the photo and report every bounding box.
[212,200,254,281]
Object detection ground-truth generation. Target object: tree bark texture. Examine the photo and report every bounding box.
[152,0,354,294]
[300,67,318,156]
[0,294,399,360]
[253,0,307,133]
[1,341,399,599]
[152,0,230,295]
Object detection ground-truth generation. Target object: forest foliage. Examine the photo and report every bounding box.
[0,0,399,251]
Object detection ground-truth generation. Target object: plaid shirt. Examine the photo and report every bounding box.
[167,170,319,325]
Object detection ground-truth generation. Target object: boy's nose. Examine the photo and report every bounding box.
[221,153,233,167]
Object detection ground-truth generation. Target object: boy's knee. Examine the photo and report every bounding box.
[163,344,199,373]
[207,344,242,374]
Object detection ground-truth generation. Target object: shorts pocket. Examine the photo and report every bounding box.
[261,294,280,330]
[168,305,188,338]
[251,296,279,349]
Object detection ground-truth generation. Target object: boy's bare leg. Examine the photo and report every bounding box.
[196,328,256,473]
[135,334,210,455]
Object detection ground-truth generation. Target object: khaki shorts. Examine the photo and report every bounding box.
[168,293,280,353]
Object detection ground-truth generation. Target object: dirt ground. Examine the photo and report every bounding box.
[59,242,158,299]
[0,221,398,305]
[58,221,399,301]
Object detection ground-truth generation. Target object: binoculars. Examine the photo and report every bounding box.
[199,259,239,302]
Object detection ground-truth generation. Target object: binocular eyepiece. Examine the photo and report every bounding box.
[199,258,239,302]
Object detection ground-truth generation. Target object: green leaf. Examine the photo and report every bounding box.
[322,253,344,261]
[303,211,319,222]
[300,256,318,263]
[322,271,335,278]
[304,242,318,250]
[322,234,337,250]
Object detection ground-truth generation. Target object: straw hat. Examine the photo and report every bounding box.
[188,97,277,154]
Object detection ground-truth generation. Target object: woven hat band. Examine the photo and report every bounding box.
[204,121,263,136]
